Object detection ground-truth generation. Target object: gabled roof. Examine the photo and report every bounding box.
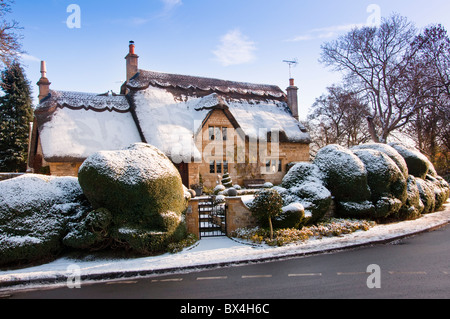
[127,70,311,162]
[31,90,142,163]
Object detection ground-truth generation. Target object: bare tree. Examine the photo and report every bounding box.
[0,0,22,66]
[320,14,430,143]
[404,24,450,174]
[307,85,371,155]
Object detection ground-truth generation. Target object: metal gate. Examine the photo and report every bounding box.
[198,196,227,238]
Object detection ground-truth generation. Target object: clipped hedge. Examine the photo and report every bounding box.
[0,175,90,267]
[77,143,189,254]
[352,149,407,218]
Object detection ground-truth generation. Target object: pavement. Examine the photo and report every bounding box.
[0,201,449,292]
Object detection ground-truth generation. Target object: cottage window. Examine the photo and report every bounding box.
[265,159,282,173]
[209,160,228,174]
[208,126,229,141]
[216,160,222,174]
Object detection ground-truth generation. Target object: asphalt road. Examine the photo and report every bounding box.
[5,223,450,300]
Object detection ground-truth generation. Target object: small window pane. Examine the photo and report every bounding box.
[216,160,222,174]
[215,127,221,141]
[210,161,215,173]
[222,127,227,141]
[209,127,214,141]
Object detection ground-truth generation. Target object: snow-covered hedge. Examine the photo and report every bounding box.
[279,162,332,225]
[77,143,188,254]
[280,143,449,222]
[0,175,90,266]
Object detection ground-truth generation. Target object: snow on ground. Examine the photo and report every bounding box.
[1,201,449,291]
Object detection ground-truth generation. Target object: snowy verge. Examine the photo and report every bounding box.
[0,201,449,291]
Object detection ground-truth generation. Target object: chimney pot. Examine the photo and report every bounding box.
[289,78,295,86]
[37,61,51,102]
[125,41,139,91]
[129,41,135,55]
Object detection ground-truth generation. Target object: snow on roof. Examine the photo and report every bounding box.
[36,90,142,162]
[128,69,286,99]
[131,85,310,162]
[38,90,130,113]
[132,86,211,163]
[33,71,310,164]
[226,99,310,143]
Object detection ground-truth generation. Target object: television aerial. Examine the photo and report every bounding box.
[283,59,299,79]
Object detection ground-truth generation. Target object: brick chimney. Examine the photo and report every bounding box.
[286,78,299,121]
[37,61,51,102]
[125,41,139,83]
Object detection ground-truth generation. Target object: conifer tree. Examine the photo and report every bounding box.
[0,61,33,172]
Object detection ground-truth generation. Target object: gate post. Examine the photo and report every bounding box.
[186,199,200,239]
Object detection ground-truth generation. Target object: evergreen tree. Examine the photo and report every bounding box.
[0,61,33,172]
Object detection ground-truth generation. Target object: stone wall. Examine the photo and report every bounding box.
[225,196,257,235]
[48,162,81,177]
[186,196,256,238]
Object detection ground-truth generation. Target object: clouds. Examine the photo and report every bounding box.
[161,0,182,13]
[286,23,365,42]
[213,29,257,67]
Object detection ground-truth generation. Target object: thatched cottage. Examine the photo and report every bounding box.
[28,42,311,188]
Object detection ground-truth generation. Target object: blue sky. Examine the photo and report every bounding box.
[11,0,450,119]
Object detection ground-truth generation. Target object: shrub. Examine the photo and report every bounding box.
[281,162,324,189]
[0,175,90,267]
[232,218,376,246]
[78,143,188,254]
[276,203,305,229]
[389,143,434,179]
[395,176,424,220]
[352,149,407,218]
[249,189,283,239]
[415,178,436,214]
[221,173,233,188]
[313,145,371,218]
[314,145,371,203]
[352,143,409,178]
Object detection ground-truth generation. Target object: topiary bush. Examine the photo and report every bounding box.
[313,145,372,218]
[0,174,90,267]
[394,176,424,220]
[276,203,305,229]
[415,178,436,214]
[248,188,283,239]
[389,142,434,179]
[352,143,409,178]
[221,172,233,188]
[77,143,189,254]
[352,149,407,219]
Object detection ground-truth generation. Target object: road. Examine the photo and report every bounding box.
[5,223,450,300]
